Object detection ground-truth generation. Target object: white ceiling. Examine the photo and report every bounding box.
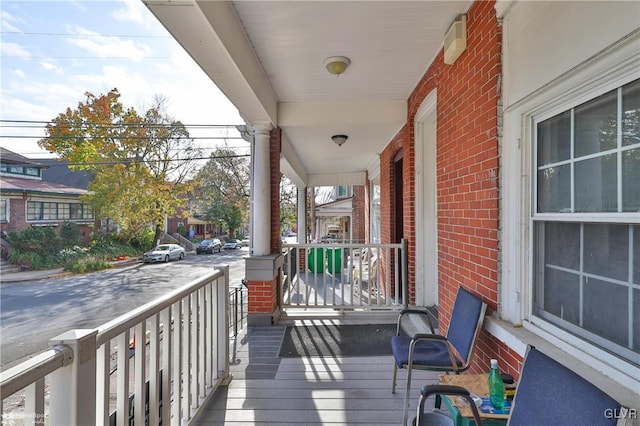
[144,0,472,186]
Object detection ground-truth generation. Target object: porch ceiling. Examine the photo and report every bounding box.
[143,0,471,185]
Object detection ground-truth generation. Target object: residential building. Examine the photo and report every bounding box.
[0,148,96,242]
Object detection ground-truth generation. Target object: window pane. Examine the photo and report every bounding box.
[634,288,640,351]
[574,154,617,212]
[583,278,628,347]
[634,226,640,285]
[542,268,580,325]
[0,199,6,221]
[583,223,628,282]
[545,222,580,270]
[623,148,640,212]
[622,79,640,147]
[537,164,571,212]
[537,111,571,166]
[575,89,617,157]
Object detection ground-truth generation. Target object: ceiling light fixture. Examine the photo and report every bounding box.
[324,56,351,76]
[331,134,348,147]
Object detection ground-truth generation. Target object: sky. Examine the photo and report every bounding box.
[0,0,246,159]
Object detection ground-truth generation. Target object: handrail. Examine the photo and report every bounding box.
[0,345,72,397]
[96,268,224,345]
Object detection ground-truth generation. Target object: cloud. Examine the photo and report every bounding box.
[112,0,149,27]
[0,41,31,58]
[67,27,153,62]
[41,61,64,75]
[1,10,24,33]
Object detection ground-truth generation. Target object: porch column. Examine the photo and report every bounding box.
[252,122,272,256]
[297,187,306,243]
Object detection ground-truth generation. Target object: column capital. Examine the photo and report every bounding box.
[250,121,273,136]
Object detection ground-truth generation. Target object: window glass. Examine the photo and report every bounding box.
[58,204,70,220]
[583,277,628,347]
[622,79,640,147]
[537,111,571,165]
[574,155,617,212]
[27,202,41,220]
[0,199,6,222]
[42,202,57,220]
[574,89,617,157]
[537,164,571,212]
[622,148,640,212]
[583,223,628,282]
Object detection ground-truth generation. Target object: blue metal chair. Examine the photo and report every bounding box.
[411,346,624,425]
[391,287,487,425]
[508,346,622,425]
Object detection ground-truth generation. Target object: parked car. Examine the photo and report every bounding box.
[196,238,222,254]
[223,239,239,250]
[143,244,185,263]
[239,236,250,248]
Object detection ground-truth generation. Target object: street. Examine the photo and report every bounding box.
[0,247,248,369]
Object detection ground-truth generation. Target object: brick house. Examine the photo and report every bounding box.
[146,0,639,409]
[0,148,96,242]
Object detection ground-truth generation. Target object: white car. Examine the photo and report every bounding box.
[143,244,185,263]
[223,239,239,250]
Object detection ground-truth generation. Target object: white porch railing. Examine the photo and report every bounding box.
[1,266,230,426]
[281,240,408,310]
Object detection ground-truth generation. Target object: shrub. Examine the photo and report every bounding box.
[65,256,111,273]
[60,222,82,247]
[8,227,61,256]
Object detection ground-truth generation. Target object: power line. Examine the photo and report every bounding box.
[1,135,245,140]
[4,154,250,168]
[1,31,171,39]
[1,120,243,128]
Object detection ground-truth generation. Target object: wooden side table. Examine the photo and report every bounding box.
[437,374,510,426]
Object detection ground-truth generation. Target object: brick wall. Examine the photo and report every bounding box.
[351,185,366,242]
[380,0,506,372]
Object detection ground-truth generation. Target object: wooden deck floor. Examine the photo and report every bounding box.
[195,312,441,425]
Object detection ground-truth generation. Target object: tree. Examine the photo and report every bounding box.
[280,176,297,235]
[193,146,249,238]
[38,89,203,247]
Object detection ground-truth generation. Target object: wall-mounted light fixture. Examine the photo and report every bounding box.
[324,56,351,76]
[331,134,348,147]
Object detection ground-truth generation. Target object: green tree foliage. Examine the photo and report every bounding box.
[280,176,297,234]
[193,146,249,238]
[38,89,202,247]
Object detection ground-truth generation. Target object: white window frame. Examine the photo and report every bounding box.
[500,33,640,384]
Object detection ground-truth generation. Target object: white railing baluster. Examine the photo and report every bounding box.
[198,286,206,399]
[171,300,182,426]
[205,282,213,390]
[182,295,191,421]
[134,321,146,425]
[95,340,110,425]
[115,331,129,426]
[190,292,198,411]
[24,378,44,426]
[160,307,172,425]
[148,314,160,426]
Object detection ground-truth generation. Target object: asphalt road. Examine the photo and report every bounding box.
[0,247,248,369]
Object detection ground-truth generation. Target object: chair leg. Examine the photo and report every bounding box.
[402,367,413,426]
[392,363,398,393]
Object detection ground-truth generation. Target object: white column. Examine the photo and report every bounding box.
[297,187,306,243]
[252,123,272,256]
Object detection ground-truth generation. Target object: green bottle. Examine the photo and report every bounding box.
[488,359,505,410]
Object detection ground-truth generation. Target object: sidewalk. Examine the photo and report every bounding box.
[0,258,141,284]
